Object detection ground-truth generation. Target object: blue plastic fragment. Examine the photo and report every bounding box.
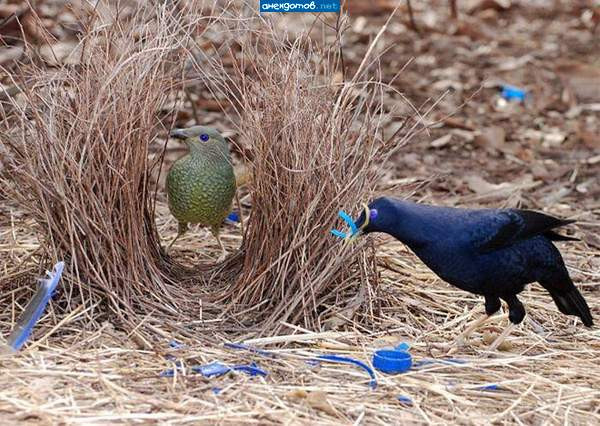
[6,261,65,352]
[169,340,185,349]
[501,84,527,102]
[227,212,240,223]
[305,359,321,367]
[212,387,222,395]
[317,354,377,389]
[373,348,412,374]
[477,384,501,391]
[231,362,268,377]
[395,342,410,351]
[161,361,267,378]
[330,229,347,239]
[193,361,231,377]
[397,395,413,405]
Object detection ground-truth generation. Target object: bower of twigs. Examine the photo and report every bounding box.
[1,0,598,423]
[0,2,416,330]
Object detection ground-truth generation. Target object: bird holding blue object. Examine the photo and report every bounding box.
[348,197,593,350]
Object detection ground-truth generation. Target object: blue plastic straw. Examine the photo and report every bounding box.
[317,354,377,389]
[6,261,65,352]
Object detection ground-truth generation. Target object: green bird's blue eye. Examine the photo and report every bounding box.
[200,134,209,141]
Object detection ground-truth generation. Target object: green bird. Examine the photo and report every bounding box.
[166,125,236,260]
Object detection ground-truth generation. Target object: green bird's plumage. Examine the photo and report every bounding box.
[166,126,236,256]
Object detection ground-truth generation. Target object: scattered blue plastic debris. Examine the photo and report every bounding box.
[193,361,231,377]
[397,395,413,405]
[316,354,377,389]
[161,361,267,379]
[226,212,240,223]
[373,342,412,374]
[477,384,501,392]
[331,210,359,240]
[169,340,185,349]
[6,261,65,352]
[212,387,222,395]
[501,84,527,102]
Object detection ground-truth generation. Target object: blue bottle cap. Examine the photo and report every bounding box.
[372,349,412,374]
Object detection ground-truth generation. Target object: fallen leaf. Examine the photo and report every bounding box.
[468,0,512,15]
[556,61,600,103]
[474,126,506,151]
[287,389,308,399]
[39,41,81,66]
[306,391,339,417]
[431,134,452,148]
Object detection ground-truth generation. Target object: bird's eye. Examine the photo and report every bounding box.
[199,134,209,142]
[369,209,378,220]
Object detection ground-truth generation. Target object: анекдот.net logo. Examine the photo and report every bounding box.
[260,1,341,13]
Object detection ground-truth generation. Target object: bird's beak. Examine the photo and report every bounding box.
[169,128,188,140]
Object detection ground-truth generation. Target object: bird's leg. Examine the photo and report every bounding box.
[167,222,188,253]
[210,225,227,262]
[454,296,501,347]
[488,295,525,352]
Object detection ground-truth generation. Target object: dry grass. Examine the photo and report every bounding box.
[188,7,419,330]
[0,2,220,327]
[0,228,598,423]
[1,1,419,330]
[0,1,599,424]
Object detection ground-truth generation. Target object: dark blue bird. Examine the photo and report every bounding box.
[352,197,593,349]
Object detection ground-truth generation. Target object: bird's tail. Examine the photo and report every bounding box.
[546,285,593,327]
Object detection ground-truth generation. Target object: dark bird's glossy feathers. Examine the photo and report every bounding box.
[355,197,593,327]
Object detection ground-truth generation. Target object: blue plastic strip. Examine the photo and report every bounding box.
[331,209,360,240]
[232,362,268,377]
[397,395,413,405]
[317,354,377,389]
[477,384,501,391]
[7,261,65,351]
[338,210,358,234]
[162,361,267,378]
[330,229,347,239]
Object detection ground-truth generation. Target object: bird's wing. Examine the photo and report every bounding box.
[475,209,575,252]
